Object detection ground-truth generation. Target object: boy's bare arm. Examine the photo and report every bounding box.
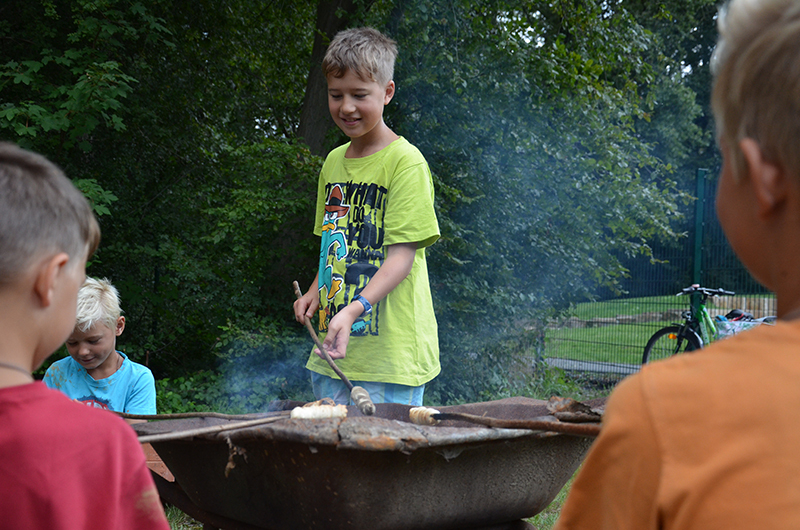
[294,273,320,323]
[321,242,416,359]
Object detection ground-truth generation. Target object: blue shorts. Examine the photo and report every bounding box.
[310,371,425,406]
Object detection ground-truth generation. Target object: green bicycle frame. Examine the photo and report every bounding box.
[691,292,718,344]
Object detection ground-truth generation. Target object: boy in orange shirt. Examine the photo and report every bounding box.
[555,1,800,528]
[0,143,168,528]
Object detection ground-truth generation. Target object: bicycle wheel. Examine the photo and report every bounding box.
[642,325,702,364]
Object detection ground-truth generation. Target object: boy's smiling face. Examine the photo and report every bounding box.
[327,69,394,145]
[65,317,125,378]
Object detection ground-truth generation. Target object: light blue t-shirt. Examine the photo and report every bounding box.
[43,352,157,414]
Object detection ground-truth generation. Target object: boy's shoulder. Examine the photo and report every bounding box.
[636,321,800,403]
[43,355,78,377]
[123,354,155,378]
[2,382,125,426]
[325,137,427,167]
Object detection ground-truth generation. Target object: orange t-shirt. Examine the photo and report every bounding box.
[556,320,800,529]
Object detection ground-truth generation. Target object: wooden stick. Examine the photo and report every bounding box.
[432,411,602,438]
[137,415,290,444]
[293,281,353,387]
[293,281,375,416]
[119,411,263,421]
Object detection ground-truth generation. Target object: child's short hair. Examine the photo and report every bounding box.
[323,27,398,86]
[0,143,100,286]
[76,277,122,332]
[711,0,800,181]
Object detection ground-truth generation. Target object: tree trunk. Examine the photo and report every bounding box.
[297,0,358,156]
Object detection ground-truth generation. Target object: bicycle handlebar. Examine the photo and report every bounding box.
[677,284,736,297]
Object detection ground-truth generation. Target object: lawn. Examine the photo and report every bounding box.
[526,473,576,529]
[166,505,202,529]
[568,295,679,320]
[545,322,658,364]
[544,293,776,366]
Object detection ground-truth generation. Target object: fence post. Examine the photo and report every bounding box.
[692,168,709,312]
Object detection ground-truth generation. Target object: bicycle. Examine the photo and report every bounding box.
[642,285,736,364]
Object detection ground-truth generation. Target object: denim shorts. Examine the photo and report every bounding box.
[310,371,425,406]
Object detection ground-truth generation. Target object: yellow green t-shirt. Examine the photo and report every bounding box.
[306,137,440,387]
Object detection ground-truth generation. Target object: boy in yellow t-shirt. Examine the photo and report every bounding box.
[293,27,440,406]
[555,1,800,528]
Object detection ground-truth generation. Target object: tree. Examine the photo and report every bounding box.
[297,0,364,156]
[0,0,169,154]
[373,0,708,400]
[2,0,722,404]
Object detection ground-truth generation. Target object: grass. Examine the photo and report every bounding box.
[544,295,687,365]
[525,472,576,529]
[569,295,679,320]
[546,323,657,364]
[545,293,777,365]
[165,505,202,530]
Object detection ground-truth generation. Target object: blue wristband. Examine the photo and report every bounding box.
[353,294,372,316]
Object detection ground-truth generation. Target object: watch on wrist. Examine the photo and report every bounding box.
[353,294,372,316]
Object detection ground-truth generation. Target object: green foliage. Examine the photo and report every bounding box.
[72,178,118,216]
[211,319,315,411]
[427,323,583,405]
[0,0,171,152]
[389,0,694,321]
[155,320,314,414]
[5,0,722,406]
[156,372,221,414]
[97,138,319,376]
[374,0,709,399]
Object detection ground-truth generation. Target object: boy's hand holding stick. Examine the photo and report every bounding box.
[292,281,376,416]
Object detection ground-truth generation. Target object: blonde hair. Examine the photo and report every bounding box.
[323,27,398,85]
[0,143,100,285]
[711,0,800,181]
[76,277,122,332]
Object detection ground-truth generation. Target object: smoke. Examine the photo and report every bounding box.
[211,332,315,413]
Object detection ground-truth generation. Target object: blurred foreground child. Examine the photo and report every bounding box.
[0,143,168,529]
[555,1,800,528]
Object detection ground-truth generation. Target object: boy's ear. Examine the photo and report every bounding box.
[739,138,787,218]
[384,80,395,105]
[33,252,70,307]
[115,316,126,337]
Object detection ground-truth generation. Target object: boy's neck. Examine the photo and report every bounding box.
[345,123,399,158]
[86,351,124,381]
[0,360,34,388]
[0,297,37,389]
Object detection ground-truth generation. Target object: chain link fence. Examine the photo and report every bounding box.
[544,170,777,380]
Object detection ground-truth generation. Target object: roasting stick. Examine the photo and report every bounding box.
[136,413,291,444]
[120,411,266,421]
[431,411,601,438]
[293,281,376,416]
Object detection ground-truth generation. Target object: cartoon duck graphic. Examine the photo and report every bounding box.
[318,184,349,315]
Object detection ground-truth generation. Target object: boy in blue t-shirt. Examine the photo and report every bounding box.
[44,277,156,416]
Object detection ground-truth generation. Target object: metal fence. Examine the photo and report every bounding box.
[544,169,777,379]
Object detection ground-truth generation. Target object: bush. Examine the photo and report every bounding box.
[156,319,315,414]
[426,323,587,406]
